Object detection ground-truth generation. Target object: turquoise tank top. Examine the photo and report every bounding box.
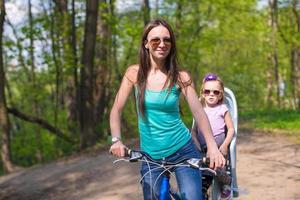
[136,85,191,159]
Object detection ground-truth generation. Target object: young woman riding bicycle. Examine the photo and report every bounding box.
[109,18,225,200]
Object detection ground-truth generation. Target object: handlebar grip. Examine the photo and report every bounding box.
[125,149,143,162]
[202,158,231,185]
[215,168,231,185]
[124,148,131,157]
[202,157,210,165]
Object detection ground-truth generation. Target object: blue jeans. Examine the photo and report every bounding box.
[140,139,203,200]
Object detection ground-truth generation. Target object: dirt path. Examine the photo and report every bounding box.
[0,131,299,200]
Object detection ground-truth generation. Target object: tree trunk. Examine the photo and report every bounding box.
[28,0,36,84]
[49,1,61,130]
[175,0,182,31]
[51,0,66,126]
[93,0,114,139]
[268,0,280,107]
[53,0,68,13]
[291,47,300,109]
[290,0,300,109]
[155,0,159,17]
[70,0,79,124]
[79,0,99,149]
[7,107,75,144]
[142,0,150,26]
[6,19,30,80]
[0,0,14,173]
[28,0,43,162]
[52,0,79,128]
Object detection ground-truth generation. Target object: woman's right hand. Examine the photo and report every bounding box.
[109,141,126,157]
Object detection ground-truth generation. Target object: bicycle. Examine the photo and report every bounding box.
[113,148,231,200]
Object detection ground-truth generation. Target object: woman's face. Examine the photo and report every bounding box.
[202,81,223,107]
[145,25,171,60]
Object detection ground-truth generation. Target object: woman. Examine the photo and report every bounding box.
[109,19,225,200]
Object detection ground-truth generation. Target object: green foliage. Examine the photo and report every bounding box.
[241,109,300,130]
[10,121,75,167]
[2,0,300,172]
[152,0,271,110]
[240,109,300,142]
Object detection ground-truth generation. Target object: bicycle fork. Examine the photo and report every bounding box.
[160,173,171,200]
[160,172,182,200]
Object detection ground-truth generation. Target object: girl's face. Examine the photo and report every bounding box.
[145,25,171,60]
[202,81,222,107]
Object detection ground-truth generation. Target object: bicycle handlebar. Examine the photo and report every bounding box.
[125,148,208,166]
[121,148,231,185]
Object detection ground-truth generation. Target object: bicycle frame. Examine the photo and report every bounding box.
[159,171,182,200]
[160,174,170,200]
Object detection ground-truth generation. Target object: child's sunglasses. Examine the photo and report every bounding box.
[203,89,221,96]
[148,37,171,49]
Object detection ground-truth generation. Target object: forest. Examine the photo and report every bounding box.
[0,0,299,174]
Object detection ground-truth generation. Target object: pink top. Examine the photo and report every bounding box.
[204,104,228,137]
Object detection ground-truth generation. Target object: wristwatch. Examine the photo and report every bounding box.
[111,136,121,144]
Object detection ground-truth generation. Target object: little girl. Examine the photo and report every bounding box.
[192,73,234,200]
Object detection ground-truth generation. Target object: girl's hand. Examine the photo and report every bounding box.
[207,147,225,169]
[219,144,229,156]
[109,141,126,157]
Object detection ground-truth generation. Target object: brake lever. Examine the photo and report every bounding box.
[128,150,143,162]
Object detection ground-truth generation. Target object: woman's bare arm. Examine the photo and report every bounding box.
[191,122,201,151]
[109,65,138,157]
[179,71,225,169]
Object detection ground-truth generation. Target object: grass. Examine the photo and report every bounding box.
[239,109,300,143]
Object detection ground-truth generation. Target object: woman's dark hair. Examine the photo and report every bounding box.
[137,19,180,117]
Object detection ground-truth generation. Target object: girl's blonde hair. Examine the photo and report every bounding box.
[199,73,225,106]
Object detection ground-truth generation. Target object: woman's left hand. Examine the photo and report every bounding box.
[207,147,225,169]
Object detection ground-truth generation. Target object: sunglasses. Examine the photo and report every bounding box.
[148,37,171,49]
[203,89,221,96]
